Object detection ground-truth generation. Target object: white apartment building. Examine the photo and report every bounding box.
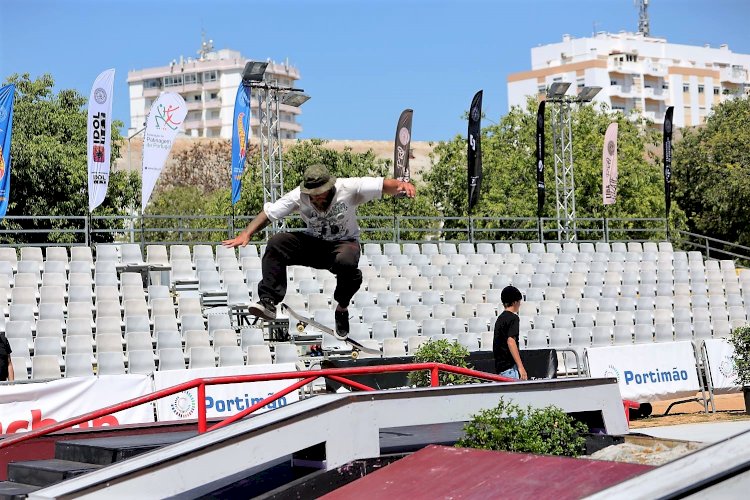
[507,32,750,127]
[128,47,303,139]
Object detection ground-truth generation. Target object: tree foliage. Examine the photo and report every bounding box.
[1,73,140,243]
[672,96,750,247]
[407,339,474,387]
[425,98,685,240]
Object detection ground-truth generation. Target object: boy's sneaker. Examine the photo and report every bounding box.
[248,298,277,320]
[334,309,350,340]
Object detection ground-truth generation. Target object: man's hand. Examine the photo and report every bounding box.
[222,231,251,248]
[398,181,416,198]
[518,367,528,380]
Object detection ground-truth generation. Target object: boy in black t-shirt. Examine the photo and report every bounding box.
[492,285,528,380]
[0,332,14,382]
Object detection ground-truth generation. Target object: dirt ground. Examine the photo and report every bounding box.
[628,392,750,429]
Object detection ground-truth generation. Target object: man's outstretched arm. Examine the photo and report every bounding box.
[222,210,271,247]
[382,178,416,198]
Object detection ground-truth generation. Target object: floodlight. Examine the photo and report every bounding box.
[577,86,602,102]
[242,61,268,83]
[546,82,571,99]
[281,92,310,107]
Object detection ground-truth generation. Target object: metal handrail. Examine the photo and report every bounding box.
[0,363,512,450]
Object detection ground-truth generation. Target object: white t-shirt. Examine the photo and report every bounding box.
[263,177,384,241]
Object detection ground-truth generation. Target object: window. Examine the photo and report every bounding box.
[537,85,546,94]
[713,88,720,95]
[577,78,585,88]
[552,76,562,83]
[610,80,618,86]
[193,94,202,101]
[184,73,198,85]
[203,70,218,82]
[698,85,705,94]
[163,75,183,87]
[662,82,669,90]
[626,54,638,62]
[612,105,626,111]
[145,79,160,89]
[210,92,218,100]
[683,84,690,93]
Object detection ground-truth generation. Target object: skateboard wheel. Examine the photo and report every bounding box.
[296,322,305,332]
[351,350,359,360]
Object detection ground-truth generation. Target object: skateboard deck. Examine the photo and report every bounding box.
[280,303,381,357]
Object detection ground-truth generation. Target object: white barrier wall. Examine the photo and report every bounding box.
[152,364,300,422]
[703,339,741,392]
[0,375,154,435]
[587,342,701,402]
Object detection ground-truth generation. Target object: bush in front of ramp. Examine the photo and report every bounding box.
[408,339,474,387]
[456,397,587,457]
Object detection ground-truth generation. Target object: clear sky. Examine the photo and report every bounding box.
[1,0,749,141]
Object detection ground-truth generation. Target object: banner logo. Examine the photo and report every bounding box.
[155,103,183,131]
[398,127,410,146]
[603,364,620,381]
[607,140,615,156]
[237,112,247,158]
[94,88,107,104]
[170,391,196,418]
[470,106,480,122]
[719,355,737,378]
[0,146,5,179]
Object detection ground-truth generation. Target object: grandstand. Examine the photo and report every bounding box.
[1,239,748,379]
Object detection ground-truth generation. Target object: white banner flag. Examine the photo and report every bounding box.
[0,375,154,435]
[587,342,700,402]
[152,364,300,422]
[87,68,115,212]
[602,122,618,205]
[141,92,186,212]
[703,338,741,392]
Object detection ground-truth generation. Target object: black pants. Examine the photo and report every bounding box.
[258,232,363,308]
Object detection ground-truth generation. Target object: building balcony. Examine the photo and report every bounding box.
[181,83,201,93]
[187,101,203,111]
[203,80,221,90]
[143,87,162,97]
[608,61,640,74]
[610,85,638,98]
[280,122,302,133]
[204,118,223,128]
[184,118,203,128]
[643,87,667,100]
[720,67,747,83]
[204,99,222,109]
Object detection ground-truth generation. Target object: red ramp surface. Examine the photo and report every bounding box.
[323,445,653,500]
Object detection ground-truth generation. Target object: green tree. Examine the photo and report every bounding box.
[672,96,750,247]
[1,73,140,243]
[425,98,685,241]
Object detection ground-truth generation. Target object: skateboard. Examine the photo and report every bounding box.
[280,303,381,358]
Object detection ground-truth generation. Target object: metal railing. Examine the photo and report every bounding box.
[3,214,750,264]
[0,363,513,450]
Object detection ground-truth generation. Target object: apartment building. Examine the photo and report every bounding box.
[128,45,302,139]
[507,32,750,127]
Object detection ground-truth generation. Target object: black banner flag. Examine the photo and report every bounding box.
[468,90,483,212]
[663,106,674,221]
[536,101,545,218]
[393,109,413,182]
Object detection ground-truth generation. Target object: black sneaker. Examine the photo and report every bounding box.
[248,298,277,320]
[334,309,350,340]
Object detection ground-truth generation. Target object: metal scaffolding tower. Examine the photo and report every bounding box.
[546,83,602,241]
[242,62,310,232]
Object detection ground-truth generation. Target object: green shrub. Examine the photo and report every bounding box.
[408,339,474,387]
[456,398,588,457]
[729,325,750,385]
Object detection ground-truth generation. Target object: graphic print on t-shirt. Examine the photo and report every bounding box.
[309,201,349,240]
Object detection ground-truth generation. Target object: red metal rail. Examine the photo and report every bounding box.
[0,363,512,450]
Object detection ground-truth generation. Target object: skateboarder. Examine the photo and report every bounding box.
[222,163,416,339]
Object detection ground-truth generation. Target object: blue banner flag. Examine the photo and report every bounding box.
[0,84,16,219]
[231,83,252,205]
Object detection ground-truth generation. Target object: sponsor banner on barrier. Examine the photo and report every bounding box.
[152,364,300,422]
[704,339,740,392]
[587,342,700,402]
[0,375,154,435]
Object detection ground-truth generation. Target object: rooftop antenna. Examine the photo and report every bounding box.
[636,0,650,36]
[197,29,214,60]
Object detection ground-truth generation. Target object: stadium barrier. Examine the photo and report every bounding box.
[585,341,710,410]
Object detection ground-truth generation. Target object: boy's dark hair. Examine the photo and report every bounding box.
[501,285,523,307]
